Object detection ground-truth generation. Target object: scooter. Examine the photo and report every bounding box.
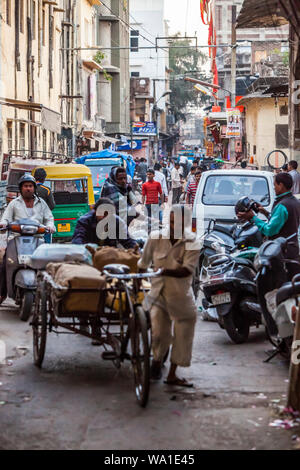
[255,235,300,360]
[1,219,47,321]
[192,219,262,297]
[201,224,262,344]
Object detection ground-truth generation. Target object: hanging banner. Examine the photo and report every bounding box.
[226,108,241,138]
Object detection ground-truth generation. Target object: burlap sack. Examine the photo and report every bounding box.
[92,246,141,273]
[46,263,106,314]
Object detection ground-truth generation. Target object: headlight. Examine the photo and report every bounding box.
[20,225,38,235]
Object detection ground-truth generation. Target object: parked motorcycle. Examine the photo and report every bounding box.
[1,219,47,321]
[201,224,262,344]
[255,235,300,360]
[192,219,262,297]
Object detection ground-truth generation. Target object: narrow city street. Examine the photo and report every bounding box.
[0,298,296,451]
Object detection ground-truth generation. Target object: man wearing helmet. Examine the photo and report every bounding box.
[0,174,56,304]
[237,172,300,278]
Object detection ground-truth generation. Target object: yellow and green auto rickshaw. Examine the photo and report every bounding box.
[6,161,94,242]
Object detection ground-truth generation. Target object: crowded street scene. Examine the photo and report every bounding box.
[1,0,300,455]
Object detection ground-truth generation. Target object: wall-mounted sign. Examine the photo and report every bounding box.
[226,108,241,138]
[132,122,157,136]
[117,140,143,151]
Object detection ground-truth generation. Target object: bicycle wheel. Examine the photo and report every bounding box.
[32,283,48,368]
[266,150,288,170]
[130,305,150,407]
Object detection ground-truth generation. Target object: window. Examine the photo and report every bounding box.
[275,124,289,148]
[6,0,11,26]
[42,8,45,46]
[253,145,257,155]
[216,6,222,31]
[131,72,140,77]
[32,1,36,40]
[280,105,288,116]
[42,130,47,158]
[130,30,139,52]
[7,121,12,151]
[202,175,270,206]
[19,123,25,151]
[85,19,90,46]
[50,132,55,153]
[20,0,24,33]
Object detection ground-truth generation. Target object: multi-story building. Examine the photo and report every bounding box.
[0,0,131,171]
[129,0,171,158]
[211,0,289,107]
[95,0,130,139]
[0,0,66,166]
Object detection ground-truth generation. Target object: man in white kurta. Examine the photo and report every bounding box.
[138,205,200,387]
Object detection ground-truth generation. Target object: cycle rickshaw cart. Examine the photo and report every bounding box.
[32,263,161,407]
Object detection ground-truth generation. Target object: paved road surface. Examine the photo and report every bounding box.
[0,298,298,450]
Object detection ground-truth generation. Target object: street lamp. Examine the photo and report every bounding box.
[152,90,172,163]
[184,77,233,98]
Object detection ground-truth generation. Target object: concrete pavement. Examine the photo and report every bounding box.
[0,298,298,450]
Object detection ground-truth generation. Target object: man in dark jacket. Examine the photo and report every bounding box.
[238,172,300,278]
[100,167,137,225]
[72,197,138,249]
[34,168,56,210]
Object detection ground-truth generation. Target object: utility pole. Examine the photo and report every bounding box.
[230,4,237,161]
[152,79,158,163]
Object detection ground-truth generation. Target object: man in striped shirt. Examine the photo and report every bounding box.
[186,168,202,207]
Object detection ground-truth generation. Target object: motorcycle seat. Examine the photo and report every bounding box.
[213,224,234,237]
[235,258,254,269]
[276,281,300,306]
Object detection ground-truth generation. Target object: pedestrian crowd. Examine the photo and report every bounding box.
[2,153,300,389]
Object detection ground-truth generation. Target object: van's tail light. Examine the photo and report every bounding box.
[192,217,197,233]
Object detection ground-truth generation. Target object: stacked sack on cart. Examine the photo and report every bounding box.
[30,244,143,316]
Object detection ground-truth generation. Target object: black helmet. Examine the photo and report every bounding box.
[235,196,255,215]
[18,174,37,191]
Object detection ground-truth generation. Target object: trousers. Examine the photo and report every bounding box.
[150,304,196,367]
[172,187,181,204]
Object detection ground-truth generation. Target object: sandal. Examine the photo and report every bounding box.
[164,378,194,388]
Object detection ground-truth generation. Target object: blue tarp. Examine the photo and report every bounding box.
[76,150,136,178]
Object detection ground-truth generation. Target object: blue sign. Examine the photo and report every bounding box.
[117,140,143,151]
[132,121,157,136]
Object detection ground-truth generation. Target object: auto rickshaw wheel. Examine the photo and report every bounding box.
[32,284,48,368]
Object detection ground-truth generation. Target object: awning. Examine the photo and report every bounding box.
[0,97,42,112]
[236,0,288,29]
[82,59,103,72]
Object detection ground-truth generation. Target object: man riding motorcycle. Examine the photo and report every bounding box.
[0,174,56,304]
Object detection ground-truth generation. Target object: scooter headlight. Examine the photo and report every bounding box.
[20,225,39,235]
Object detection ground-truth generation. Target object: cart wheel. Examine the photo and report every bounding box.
[32,284,48,368]
[131,305,150,407]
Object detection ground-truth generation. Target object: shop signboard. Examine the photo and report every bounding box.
[226,108,241,138]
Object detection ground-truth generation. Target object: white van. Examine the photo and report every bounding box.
[192,169,275,231]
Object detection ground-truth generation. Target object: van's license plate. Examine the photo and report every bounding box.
[18,255,31,265]
[57,223,71,233]
[211,293,231,305]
